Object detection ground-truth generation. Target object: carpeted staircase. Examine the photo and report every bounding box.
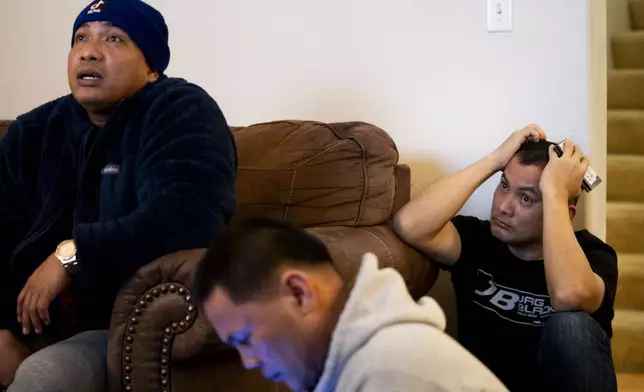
[608,1,644,390]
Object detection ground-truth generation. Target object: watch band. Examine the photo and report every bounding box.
[61,255,80,275]
[55,240,80,275]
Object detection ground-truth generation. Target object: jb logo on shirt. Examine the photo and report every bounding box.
[473,270,555,326]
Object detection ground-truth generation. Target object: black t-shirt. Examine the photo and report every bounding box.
[448,215,617,392]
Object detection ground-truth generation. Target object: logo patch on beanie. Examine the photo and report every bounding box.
[87,0,106,15]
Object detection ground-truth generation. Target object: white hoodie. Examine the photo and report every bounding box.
[313,253,508,392]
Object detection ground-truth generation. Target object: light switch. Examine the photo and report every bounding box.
[487,0,513,32]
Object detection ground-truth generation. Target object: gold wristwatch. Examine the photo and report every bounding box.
[55,239,80,275]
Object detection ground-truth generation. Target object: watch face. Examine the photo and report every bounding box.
[58,240,76,259]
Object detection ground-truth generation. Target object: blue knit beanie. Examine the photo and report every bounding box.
[72,0,170,73]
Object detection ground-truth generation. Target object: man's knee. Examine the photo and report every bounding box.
[545,311,595,331]
[541,312,607,356]
[0,330,16,346]
[11,347,59,386]
[539,313,616,391]
[545,311,599,333]
[8,330,108,392]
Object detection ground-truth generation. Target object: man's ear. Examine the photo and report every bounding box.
[147,68,160,83]
[280,270,316,315]
[568,204,577,220]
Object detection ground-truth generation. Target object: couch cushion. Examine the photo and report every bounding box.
[233,120,399,227]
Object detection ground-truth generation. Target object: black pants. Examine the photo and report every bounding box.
[538,312,617,392]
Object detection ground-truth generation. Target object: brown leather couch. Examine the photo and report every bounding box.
[0,119,438,392]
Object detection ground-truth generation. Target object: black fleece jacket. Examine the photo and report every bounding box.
[0,76,237,332]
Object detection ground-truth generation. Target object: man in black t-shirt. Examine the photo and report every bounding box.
[393,125,617,392]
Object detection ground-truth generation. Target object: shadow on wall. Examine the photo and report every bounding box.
[401,157,448,198]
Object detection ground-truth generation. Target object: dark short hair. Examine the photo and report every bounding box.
[515,140,556,168]
[513,140,579,206]
[194,218,334,306]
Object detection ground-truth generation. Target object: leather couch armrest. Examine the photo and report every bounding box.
[307,224,438,299]
[107,249,227,392]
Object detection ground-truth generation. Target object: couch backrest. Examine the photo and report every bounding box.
[233,120,403,227]
[0,119,408,228]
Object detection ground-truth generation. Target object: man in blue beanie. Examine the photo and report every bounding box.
[0,1,237,391]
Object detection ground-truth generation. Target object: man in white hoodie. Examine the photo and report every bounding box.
[194,218,508,392]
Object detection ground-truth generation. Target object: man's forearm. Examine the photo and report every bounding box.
[542,195,603,312]
[394,154,499,241]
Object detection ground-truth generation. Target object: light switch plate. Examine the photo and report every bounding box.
[487,0,513,32]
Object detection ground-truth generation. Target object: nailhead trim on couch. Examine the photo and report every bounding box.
[122,283,196,392]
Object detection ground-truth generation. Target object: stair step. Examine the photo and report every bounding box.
[607,155,644,203]
[631,0,644,30]
[616,254,644,311]
[608,110,644,155]
[613,31,644,68]
[612,309,644,372]
[618,372,644,392]
[607,202,644,253]
[608,70,644,110]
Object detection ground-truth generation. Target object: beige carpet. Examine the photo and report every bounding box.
[608,0,644,389]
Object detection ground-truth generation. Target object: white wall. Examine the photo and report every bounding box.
[0,0,607,236]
